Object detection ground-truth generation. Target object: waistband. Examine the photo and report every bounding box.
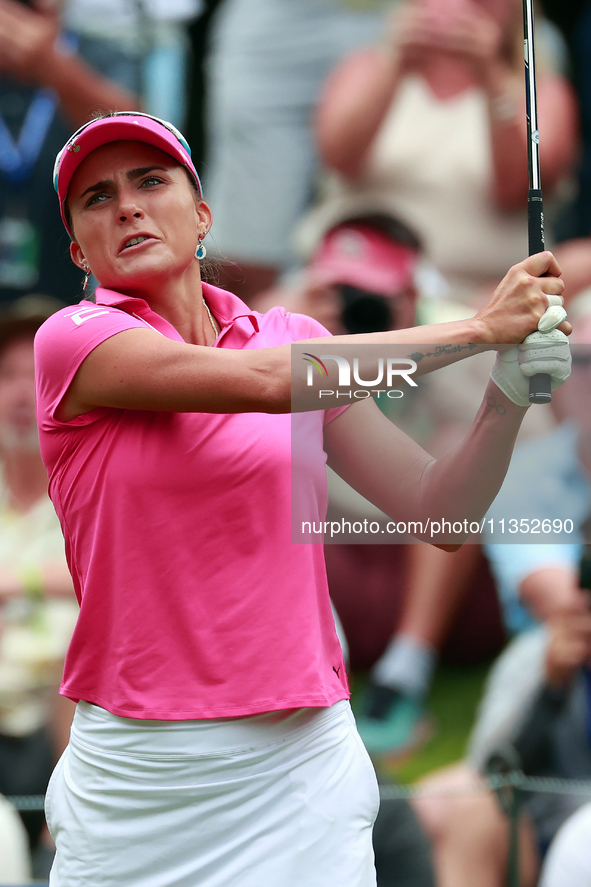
[71,699,352,757]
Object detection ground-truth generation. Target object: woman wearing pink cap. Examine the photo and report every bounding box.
[35,111,570,886]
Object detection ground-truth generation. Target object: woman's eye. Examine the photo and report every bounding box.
[141,176,163,187]
[86,193,108,207]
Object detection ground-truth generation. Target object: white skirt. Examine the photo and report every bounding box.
[46,700,379,887]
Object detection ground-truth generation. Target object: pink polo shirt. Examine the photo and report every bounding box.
[34,284,349,719]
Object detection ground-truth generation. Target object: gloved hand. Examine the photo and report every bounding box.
[490,300,571,407]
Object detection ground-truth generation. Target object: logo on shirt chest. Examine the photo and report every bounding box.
[65,306,111,326]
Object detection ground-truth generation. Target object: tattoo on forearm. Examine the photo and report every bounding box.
[486,395,507,416]
[409,344,479,363]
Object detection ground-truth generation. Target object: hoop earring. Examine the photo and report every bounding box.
[195,241,206,260]
[82,266,90,291]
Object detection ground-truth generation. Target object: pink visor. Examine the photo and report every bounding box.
[308,223,418,296]
[54,113,202,237]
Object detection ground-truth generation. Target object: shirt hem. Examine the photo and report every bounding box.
[60,687,351,720]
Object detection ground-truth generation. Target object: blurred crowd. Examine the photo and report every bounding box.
[3,0,591,884]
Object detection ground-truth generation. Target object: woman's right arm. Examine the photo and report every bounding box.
[58,253,566,420]
[58,331,293,421]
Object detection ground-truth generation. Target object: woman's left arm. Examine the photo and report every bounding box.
[324,381,527,550]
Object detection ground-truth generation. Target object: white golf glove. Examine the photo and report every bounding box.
[490,302,571,407]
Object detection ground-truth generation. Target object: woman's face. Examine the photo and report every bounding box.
[67,140,211,293]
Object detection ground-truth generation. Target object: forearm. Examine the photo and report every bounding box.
[415,380,527,544]
[302,316,491,376]
[482,61,530,210]
[43,46,139,128]
[324,380,526,550]
[316,48,403,178]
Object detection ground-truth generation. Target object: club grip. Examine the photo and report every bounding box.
[527,189,544,255]
[527,189,551,403]
[528,372,551,404]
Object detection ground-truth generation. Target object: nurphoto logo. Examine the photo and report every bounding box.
[302,352,417,400]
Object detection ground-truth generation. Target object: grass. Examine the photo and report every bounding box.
[350,660,494,784]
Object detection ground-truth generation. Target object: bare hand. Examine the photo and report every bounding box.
[546,604,591,688]
[0,0,59,83]
[385,0,502,75]
[474,252,570,345]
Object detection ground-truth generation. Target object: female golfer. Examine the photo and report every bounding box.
[36,112,569,887]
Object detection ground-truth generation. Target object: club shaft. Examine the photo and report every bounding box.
[522,0,550,403]
[523,0,541,192]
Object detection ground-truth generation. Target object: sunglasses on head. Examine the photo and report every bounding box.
[53,112,193,194]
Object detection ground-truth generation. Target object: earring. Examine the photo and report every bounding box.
[82,265,90,291]
[195,241,207,260]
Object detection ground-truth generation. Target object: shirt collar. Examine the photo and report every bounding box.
[201,283,259,333]
[92,282,260,340]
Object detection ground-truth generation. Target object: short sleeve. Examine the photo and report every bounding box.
[35,302,148,432]
[281,310,352,426]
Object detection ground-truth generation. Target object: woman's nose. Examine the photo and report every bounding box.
[119,207,143,223]
[117,192,144,223]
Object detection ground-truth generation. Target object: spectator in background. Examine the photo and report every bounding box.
[203,0,392,304]
[0,296,78,878]
[300,0,578,309]
[0,0,138,305]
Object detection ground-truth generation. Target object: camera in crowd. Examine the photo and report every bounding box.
[308,214,422,335]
